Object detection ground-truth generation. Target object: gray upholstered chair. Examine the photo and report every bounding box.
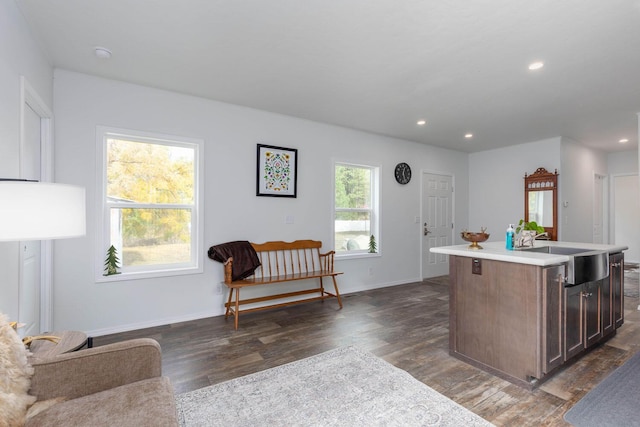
[26,338,178,426]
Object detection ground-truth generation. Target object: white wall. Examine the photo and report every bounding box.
[560,138,608,243]
[3,1,632,333]
[608,150,639,175]
[468,138,561,244]
[53,70,469,334]
[468,137,622,247]
[608,150,639,263]
[0,1,53,319]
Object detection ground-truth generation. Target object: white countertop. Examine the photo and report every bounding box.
[430,240,627,266]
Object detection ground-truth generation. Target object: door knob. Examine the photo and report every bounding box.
[424,223,431,236]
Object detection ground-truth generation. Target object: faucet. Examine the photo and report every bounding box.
[517,231,548,248]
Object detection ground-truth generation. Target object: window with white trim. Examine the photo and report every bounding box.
[97,126,203,280]
[334,162,380,256]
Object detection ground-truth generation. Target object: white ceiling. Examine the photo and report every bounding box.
[15,0,640,153]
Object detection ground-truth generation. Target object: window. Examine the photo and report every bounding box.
[97,126,203,280]
[334,162,380,256]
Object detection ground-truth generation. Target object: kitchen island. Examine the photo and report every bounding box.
[431,241,627,388]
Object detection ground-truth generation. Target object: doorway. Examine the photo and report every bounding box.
[612,174,639,263]
[421,172,453,279]
[593,173,607,244]
[19,103,42,336]
[18,77,53,335]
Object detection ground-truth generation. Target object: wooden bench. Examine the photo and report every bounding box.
[222,240,343,329]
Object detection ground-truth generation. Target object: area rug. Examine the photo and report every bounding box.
[175,346,493,426]
[564,350,640,426]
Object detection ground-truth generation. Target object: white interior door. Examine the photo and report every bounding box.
[19,103,42,336]
[613,174,639,263]
[421,172,453,278]
[18,77,53,335]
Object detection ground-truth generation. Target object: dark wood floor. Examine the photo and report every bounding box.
[95,275,640,426]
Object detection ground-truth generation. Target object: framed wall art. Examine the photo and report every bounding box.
[256,144,298,197]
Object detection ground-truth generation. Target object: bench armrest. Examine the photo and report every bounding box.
[319,250,336,272]
[29,338,163,401]
[223,257,233,284]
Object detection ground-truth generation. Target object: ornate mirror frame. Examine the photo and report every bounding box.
[524,167,559,240]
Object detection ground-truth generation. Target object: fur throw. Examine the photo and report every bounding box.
[0,313,36,427]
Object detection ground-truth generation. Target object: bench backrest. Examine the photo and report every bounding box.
[250,240,334,279]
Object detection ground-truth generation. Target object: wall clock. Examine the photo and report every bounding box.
[394,162,412,184]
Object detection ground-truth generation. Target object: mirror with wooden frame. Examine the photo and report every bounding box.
[524,167,559,240]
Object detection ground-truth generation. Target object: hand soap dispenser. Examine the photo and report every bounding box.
[506,224,515,250]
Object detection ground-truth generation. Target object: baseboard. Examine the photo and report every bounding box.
[345,277,423,294]
[85,309,221,337]
[85,278,422,337]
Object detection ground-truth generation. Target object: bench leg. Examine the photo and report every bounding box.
[234,288,240,330]
[319,277,325,302]
[332,276,343,309]
[225,287,233,319]
[225,287,241,330]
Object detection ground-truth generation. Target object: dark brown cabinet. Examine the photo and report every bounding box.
[563,252,626,361]
[611,252,624,329]
[603,252,624,336]
[450,252,625,388]
[583,280,603,347]
[564,279,604,358]
[602,269,615,338]
[543,265,565,373]
[564,283,585,360]
[450,256,572,387]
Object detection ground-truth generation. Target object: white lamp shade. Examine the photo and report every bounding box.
[0,181,86,241]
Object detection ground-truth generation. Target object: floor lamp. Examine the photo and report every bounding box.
[0,180,86,332]
[0,180,85,241]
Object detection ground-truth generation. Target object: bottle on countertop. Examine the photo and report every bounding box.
[506,224,515,250]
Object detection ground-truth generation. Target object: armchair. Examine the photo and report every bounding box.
[26,338,178,426]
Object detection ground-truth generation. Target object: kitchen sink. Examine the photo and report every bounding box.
[519,246,609,285]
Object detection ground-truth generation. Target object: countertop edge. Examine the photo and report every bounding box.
[430,241,627,266]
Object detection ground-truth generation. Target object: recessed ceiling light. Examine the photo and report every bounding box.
[619,138,629,143]
[94,47,112,59]
[528,61,544,70]
[465,133,473,139]
[417,120,427,126]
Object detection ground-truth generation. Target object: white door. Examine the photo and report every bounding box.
[613,174,639,262]
[421,172,453,278]
[19,103,42,336]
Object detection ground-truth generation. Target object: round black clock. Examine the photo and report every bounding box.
[394,162,411,184]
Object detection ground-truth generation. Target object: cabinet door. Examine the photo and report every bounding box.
[584,280,602,348]
[611,253,624,329]
[543,265,564,373]
[564,284,584,360]
[602,274,614,338]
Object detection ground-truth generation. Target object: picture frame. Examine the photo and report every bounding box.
[256,144,298,198]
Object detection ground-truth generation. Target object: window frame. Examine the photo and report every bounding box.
[95,126,204,282]
[333,160,381,259]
